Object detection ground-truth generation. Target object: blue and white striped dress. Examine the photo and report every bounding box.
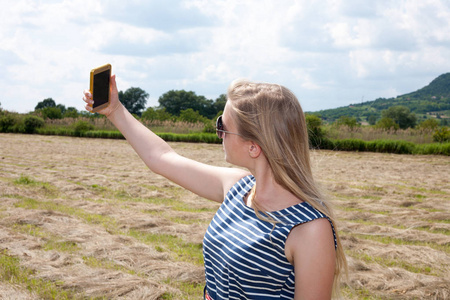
[203,175,336,299]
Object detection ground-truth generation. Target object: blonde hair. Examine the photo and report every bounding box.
[227,79,347,297]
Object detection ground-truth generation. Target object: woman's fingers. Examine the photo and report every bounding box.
[85,104,93,112]
[82,90,94,108]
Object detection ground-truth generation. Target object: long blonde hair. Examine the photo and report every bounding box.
[227,79,347,297]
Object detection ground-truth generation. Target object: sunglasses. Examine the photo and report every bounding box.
[215,115,243,139]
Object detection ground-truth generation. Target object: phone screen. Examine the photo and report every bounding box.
[93,69,111,108]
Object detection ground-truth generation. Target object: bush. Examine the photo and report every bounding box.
[63,107,79,118]
[418,118,439,130]
[334,139,366,152]
[415,143,450,156]
[203,121,216,134]
[23,116,45,133]
[0,114,18,132]
[305,114,326,148]
[366,140,415,154]
[41,107,63,119]
[433,127,449,143]
[73,120,94,136]
[375,117,399,130]
[334,116,360,130]
[178,108,209,124]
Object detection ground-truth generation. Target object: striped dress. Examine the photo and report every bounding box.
[203,175,336,299]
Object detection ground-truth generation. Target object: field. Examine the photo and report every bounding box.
[0,133,449,299]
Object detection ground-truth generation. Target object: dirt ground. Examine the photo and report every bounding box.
[0,133,449,299]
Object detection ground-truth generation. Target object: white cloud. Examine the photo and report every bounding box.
[0,0,450,113]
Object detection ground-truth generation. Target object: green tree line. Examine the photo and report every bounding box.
[28,87,225,123]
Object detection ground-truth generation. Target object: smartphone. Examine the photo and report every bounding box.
[89,64,111,113]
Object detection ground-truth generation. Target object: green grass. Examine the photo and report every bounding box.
[345,219,450,236]
[341,230,450,254]
[347,250,437,276]
[128,229,204,266]
[12,224,81,253]
[14,197,204,266]
[161,279,204,300]
[13,175,59,197]
[341,285,393,300]
[0,249,78,299]
[82,256,139,276]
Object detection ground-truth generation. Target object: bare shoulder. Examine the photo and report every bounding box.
[285,218,336,299]
[285,218,335,264]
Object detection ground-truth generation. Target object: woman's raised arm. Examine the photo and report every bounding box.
[83,75,248,202]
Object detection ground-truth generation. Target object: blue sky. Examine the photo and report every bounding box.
[1,0,450,114]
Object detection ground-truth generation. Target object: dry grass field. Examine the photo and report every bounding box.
[0,133,449,299]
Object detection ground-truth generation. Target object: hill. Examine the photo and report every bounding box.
[311,73,450,123]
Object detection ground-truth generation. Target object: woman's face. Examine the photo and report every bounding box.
[221,102,249,166]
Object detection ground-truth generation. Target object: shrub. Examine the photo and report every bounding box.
[433,127,449,143]
[415,143,450,156]
[73,120,94,136]
[23,116,45,133]
[63,107,79,118]
[334,139,366,152]
[418,118,439,130]
[334,116,360,130]
[0,114,18,132]
[375,117,399,130]
[178,108,210,124]
[41,107,63,119]
[366,140,415,154]
[203,121,215,134]
[305,114,326,148]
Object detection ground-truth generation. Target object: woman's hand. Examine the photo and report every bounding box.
[83,74,122,117]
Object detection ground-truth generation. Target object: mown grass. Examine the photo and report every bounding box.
[161,279,204,300]
[340,230,450,254]
[128,229,203,265]
[14,197,205,266]
[346,249,437,276]
[89,183,217,214]
[12,224,81,253]
[345,219,450,236]
[0,249,79,299]
[82,256,140,276]
[341,285,397,300]
[13,175,59,197]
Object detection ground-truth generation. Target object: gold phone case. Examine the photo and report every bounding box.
[89,64,111,113]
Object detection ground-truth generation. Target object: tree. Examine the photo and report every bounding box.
[334,116,359,129]
[368,115,377,126]
[41,107,62,119]
[158,90,216,119]
[118,87,149,116]
[35,98,56,110]
[141,107,173,121]
[178,108,208,123]
[375,117,399,130]
[63,107,79,118]
[381,106,417,129]
[56,104,66,114]
[418,118,439,130]
[305,114,326,148]
[213,94,227,115]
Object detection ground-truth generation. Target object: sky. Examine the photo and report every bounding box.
[1,0,450,114]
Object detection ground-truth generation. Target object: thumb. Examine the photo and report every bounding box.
[110,74,118,93]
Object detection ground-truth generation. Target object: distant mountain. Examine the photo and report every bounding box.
[310,73,450,123]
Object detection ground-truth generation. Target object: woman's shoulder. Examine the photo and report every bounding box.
[284,218,336,263]
[221,170,252,198]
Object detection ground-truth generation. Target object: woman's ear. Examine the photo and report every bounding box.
[249,142,261,158]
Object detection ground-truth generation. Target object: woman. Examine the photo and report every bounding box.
[83,75,346,299]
